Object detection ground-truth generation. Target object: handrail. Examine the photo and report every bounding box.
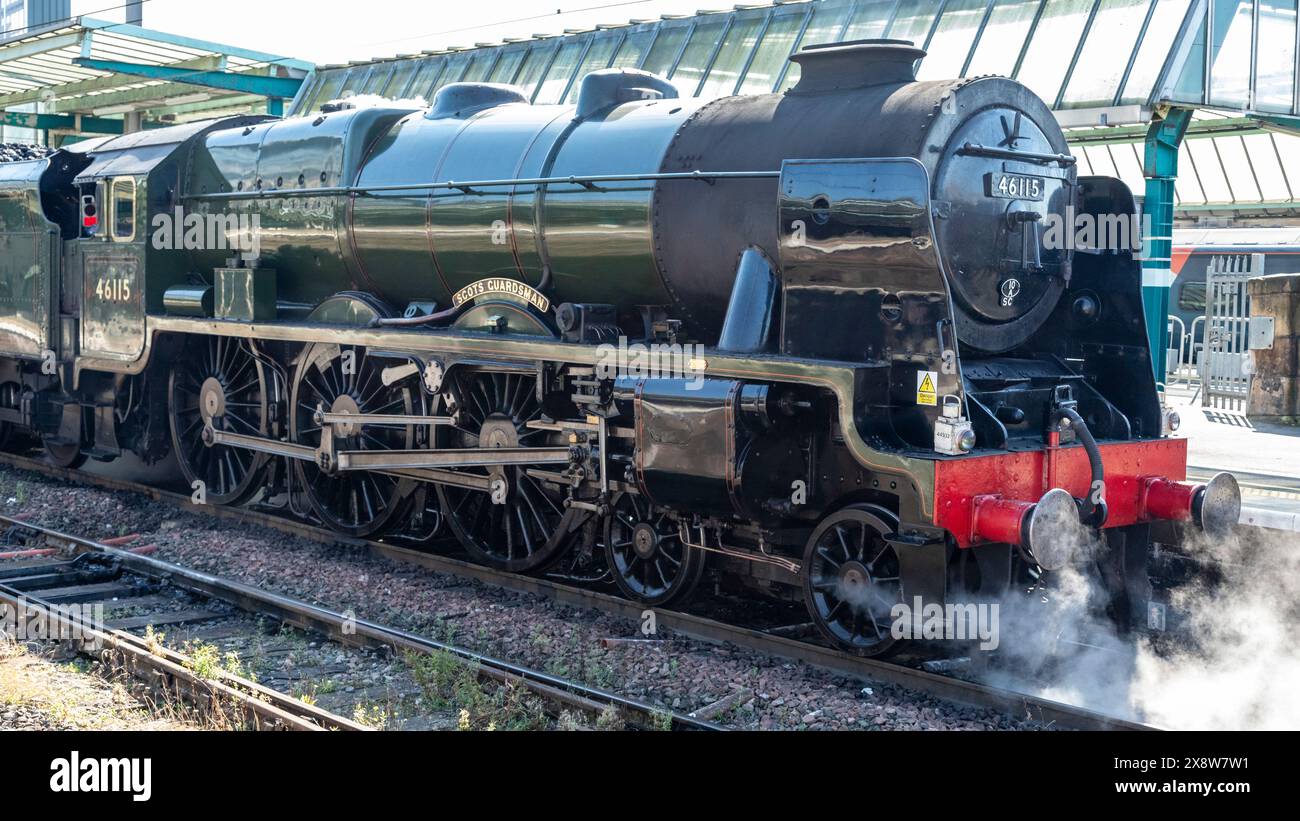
[184,169,782,201]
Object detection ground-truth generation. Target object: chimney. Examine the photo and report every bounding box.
[788,38,925,94]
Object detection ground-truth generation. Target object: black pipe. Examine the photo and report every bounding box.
[1053,407,1107,527]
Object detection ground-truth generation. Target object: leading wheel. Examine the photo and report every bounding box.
[41,404,86,469]
[289,343,422,537]
[168,336,271,506]
[436,369,569,572]
[803,505,903,656]
[604,492,705,607]
[42,435,85,469]
[0,382,20,452]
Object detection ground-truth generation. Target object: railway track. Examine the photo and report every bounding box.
[0,450,1156,731]
[0,508,717,731]
[0,538,363,731]
[1188,465,1300,500]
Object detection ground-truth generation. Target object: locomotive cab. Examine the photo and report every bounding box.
[0,147,92,458]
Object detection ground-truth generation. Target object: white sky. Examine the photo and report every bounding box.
[70,0,715,65]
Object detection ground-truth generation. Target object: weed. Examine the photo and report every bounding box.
[352,702,389,729]
[595,704,623,731]
[407,650,547,730]
[184,642,221,680]
[181,642,251,683]
[651,708,674,732]
[142,625,165,656]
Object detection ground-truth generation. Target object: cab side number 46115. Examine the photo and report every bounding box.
[95,275,131,303]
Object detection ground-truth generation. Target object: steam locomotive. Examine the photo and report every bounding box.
[0,39,1239,654]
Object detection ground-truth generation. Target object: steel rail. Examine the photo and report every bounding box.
[0,451,1157,731]
[0,578,362,731]
[0,506,716,731]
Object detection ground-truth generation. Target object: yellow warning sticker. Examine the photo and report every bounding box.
[916,371,938,406]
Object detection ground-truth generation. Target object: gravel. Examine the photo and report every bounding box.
[0,641,188,730]
[0,464,1043,730]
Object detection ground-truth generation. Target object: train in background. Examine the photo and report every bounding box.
[1170,227,1300,338]
[0,39,1241,655]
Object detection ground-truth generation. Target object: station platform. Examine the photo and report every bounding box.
[1165,384,1300,531]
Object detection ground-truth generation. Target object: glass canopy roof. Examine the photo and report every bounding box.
[291,0,1299,119]
[1074,112,1300,215]
[287,1,1300,215]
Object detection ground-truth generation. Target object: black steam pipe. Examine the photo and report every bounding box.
[1052,407,1107,527]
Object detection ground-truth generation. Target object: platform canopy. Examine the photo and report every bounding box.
[1070,110,1300,220]
[288,0,1300,221]
[0,16,312,140]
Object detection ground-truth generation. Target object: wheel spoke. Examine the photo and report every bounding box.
[816,547,842,569]
[515,505,536,556]
[171,337,267,506]
[437,373,571,570]
[604,494,701,605]
[806,510,904,654]
[835,525,852,562]
[291,341,415,536]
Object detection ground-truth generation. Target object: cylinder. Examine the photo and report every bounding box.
[163,284,214,317]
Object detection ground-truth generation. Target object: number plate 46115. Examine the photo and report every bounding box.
[985,172,1045,201]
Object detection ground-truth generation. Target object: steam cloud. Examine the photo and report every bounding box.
[982,511,1300,730]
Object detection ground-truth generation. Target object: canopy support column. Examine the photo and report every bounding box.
[1142,105,1192,381]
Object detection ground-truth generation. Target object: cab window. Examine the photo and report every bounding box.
[1177,281,1206,313]
[111,178,135,241]
[80,188,100,238]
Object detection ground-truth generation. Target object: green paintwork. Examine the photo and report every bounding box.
[75,176,148,363]
[1142,106,1192,381]
[188,94,704,315]
[79,247,145,360]
[215,267,276,321]
[0,158,58,359]
[349,97,679,309]
[51,116,274,362]
[187,106,415,306]
[306,293,386,326]
[453,299,554,337]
